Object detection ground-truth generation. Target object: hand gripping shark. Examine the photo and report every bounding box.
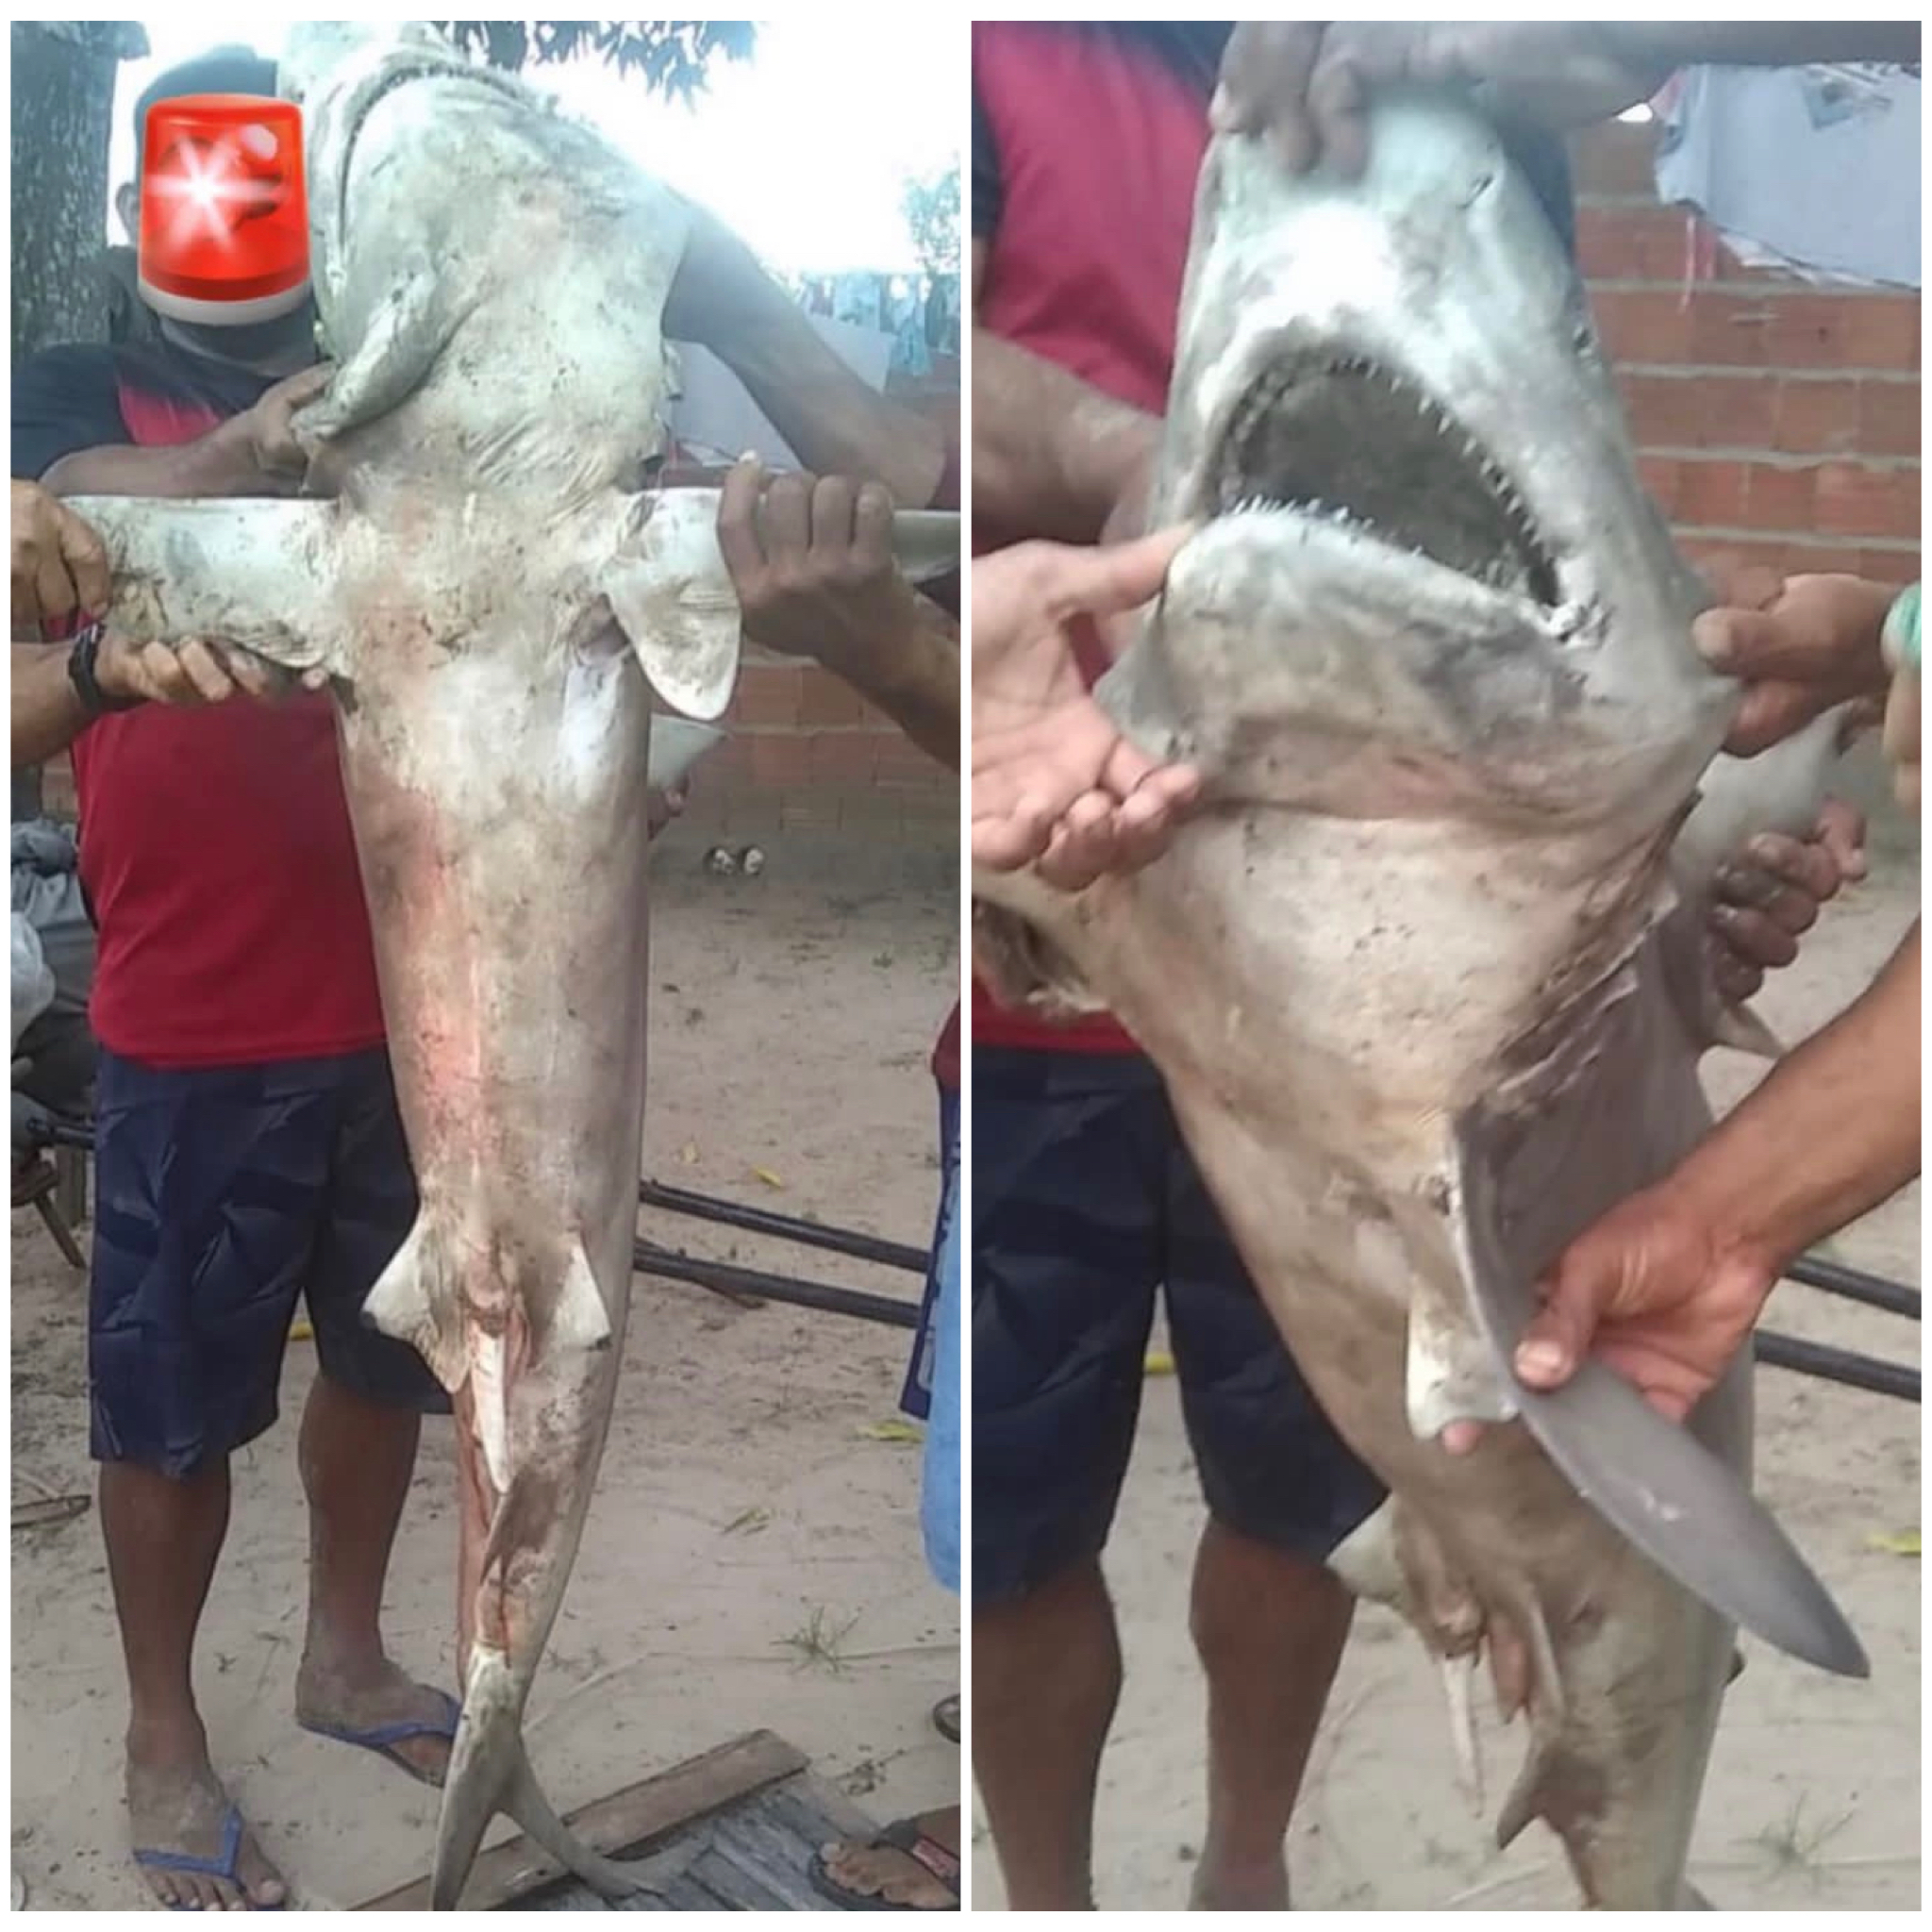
[65,22,957,1908]
[973,93,1867,1908]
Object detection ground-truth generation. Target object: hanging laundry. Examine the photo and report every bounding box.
[1653,63,1921,290]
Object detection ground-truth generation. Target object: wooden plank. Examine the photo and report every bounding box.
[354,1729,808,1910]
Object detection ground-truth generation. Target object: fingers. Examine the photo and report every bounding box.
[13,489,112,630]
[1041,525,1193,629]
[1693,605,1810,680]
[716,456,768,584]
[1210,24,1327,168]
[1708,901,1798,972]
[30,548,81,631]
[1513,1284,1590,1392]
[808,475,857,565]
[970,798,1056,873]
[1722,680,1824,758]
[760,468,812,560]
[1812,796,1870,881]
[1306,52,1371,177]
[852,480,895,573]
[100,634,291,708]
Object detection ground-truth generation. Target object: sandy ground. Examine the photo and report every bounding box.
[10,825,959,1911]
[971,784,1921,1912]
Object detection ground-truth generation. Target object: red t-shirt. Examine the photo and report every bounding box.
[971,23,1213,1055]
[13,343,386,1067]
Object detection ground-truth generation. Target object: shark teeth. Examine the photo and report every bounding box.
[1213,346,1562,606]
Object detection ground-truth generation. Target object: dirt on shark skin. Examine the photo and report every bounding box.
[63,21,958,1911]
[974,94,1866,1909]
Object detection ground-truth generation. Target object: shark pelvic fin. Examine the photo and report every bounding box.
[363,1214,469,1393]
[548,1241,614,1355]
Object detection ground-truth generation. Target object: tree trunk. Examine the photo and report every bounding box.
[12,24,145,821]
[9,20,148,362]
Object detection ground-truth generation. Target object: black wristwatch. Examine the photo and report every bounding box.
[67,622,144,718]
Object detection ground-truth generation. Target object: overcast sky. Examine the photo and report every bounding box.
[107,18,961,275]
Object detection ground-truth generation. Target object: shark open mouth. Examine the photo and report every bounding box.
[1211,348,1561,608]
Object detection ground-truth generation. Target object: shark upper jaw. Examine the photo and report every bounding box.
[1186,328,1602,648]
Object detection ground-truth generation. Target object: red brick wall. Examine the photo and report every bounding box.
[1573,118,1920,589]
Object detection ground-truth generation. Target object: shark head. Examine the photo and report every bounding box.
[278,23,532,337]
[1124,92,1733,830]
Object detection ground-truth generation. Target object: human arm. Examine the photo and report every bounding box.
[716,459,958,772]
[37,363,328,502]
[1449,921,1921,1437]
[971,243,1159,547]
[1213,23,1923,174]
[662,201,944,509]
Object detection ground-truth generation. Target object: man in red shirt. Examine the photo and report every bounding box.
[13,46,957,1911]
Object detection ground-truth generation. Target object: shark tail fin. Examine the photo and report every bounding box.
[431,1648,643,1908]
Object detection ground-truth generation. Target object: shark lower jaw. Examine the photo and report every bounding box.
[1204,343,1567,611]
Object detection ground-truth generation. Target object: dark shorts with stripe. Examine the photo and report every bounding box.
[89,1046,450,1478]
[973,1046,1384,1605]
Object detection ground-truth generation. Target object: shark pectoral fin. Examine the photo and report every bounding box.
[603,492,741,722]
[364,1216,469,1393]
[1448,1110,1869,1678]
[61,496,348,679]
[602,494,959,723]
[887,508,962,584]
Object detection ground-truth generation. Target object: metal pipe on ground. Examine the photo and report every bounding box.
[1756,1328,1920,1403]
[1782,1256,1920,1321]
[634,1239,920,1329]
[639,1178,927,1274]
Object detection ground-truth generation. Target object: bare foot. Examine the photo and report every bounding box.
[1188,1848,1290,1911]
[127,1725,288,1911]
[817,1806,960,1909]
[294,1648,457,1785]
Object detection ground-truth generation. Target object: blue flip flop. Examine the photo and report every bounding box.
[134,1802,285,1910]
[299,1689,461,1788]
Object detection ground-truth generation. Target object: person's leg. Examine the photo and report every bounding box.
[293,1051,457,1780]
[970,1048,1165,1910]
[91,1055,312,1909]
[1187,1520,1353,1908]
[1165,1124,1387,1911]
[818,1088,962,1907]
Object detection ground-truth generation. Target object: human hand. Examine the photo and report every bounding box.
[1211,23,1664,175]
[716,457,919,677]
[1694,574,1896,757]
[1706,798,1867,1004]
[210,363,334,494]
[11,480,111,631]
[972,528,1202,891]
[93,629,325,708]
[1438,1180,1777,1455]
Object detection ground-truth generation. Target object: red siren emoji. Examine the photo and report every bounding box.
[138,95,309,325]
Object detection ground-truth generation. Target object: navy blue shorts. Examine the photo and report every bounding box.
[89,1046,450,1477]
[973,1046,1385,1605]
